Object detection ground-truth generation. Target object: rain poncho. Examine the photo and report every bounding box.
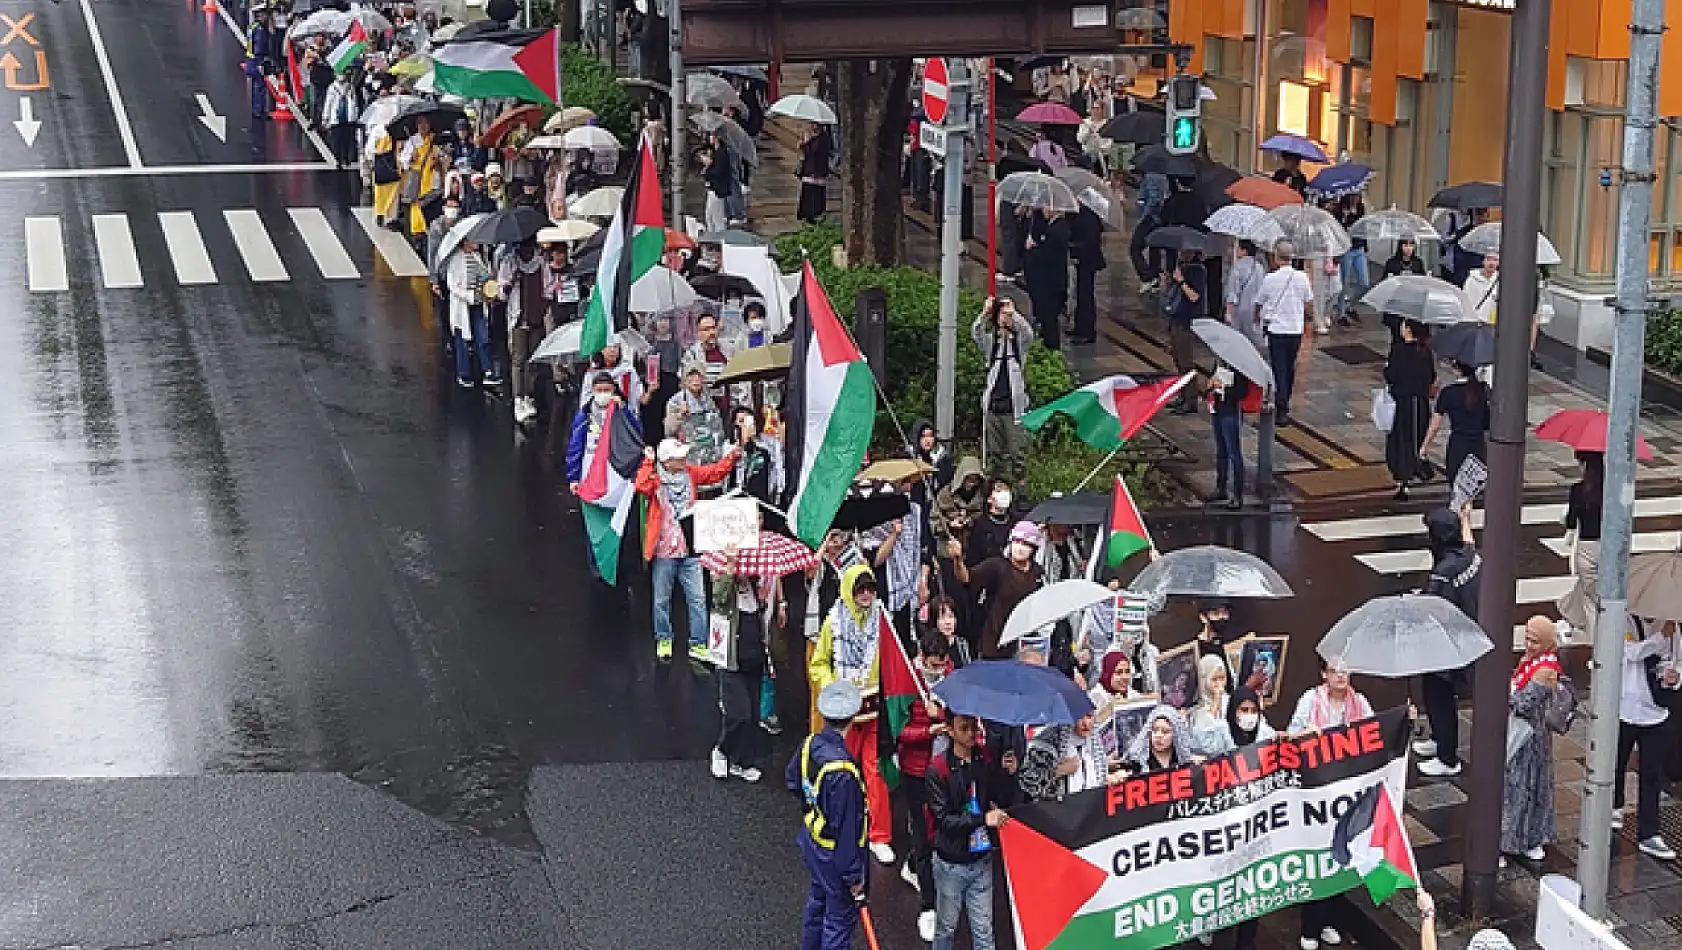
[812,565,884,706]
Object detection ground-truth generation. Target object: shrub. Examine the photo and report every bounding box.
[1647,310,1682,376]
[561,46,634,139]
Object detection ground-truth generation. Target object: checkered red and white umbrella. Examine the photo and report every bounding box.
[701,532,818,577]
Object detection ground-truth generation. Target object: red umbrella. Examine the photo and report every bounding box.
[478,104,544,147]
[665,228,698,251]
[700,532,819,577]
[1016,102,1084,126]
[1534,409,1655,460]
[1225,177,1304,211]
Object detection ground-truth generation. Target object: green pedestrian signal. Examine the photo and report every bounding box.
[1172,116,1198,151]
[1164,74,1203,155]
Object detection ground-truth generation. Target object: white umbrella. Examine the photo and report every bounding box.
[1204,204,1268,238]
[359,95,429,129]
[433,213,490,276]
[1129,545,1295,601]
[687,73,745,110]
[569,186,624,218]
[563,125,621,153]
[1360,276,1476,326]
[1348,206,1442,244]
[1317,595,1493,678]
[346,8,393,33]
[1456,222,1563,266]
[629,266,699,312]
[1000,580,1116,647]
[290,9,352,38]
[538,220,599,243]
[1244,204,1351,259]
[530,322,584,364]
[522,134,569,151]
[769,94,838,124]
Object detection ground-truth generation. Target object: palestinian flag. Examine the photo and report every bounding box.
[1331,782,1418,905]
[328,21,369,74]
[877,611,928,790]
[576,402,645,586]
[782,262,876,546]
[1021,373,1195,451]
[431,27,563,104]
[1087,475,1152,577]
[579,136,666,356]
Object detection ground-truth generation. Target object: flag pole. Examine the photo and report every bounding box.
[1071,447,1121,494]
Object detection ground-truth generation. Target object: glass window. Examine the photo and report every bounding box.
[1575,114,1622,278]
[1260,0,1331,168]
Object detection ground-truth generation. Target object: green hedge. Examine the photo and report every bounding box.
[1647,310,1682,376]
[561,46,634,140]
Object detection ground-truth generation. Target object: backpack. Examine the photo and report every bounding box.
[1545,674,1578,735]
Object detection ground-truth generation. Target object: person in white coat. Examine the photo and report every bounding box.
[445,239,498,388]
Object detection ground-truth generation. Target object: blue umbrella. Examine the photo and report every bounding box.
[1307,163,1375,199]
[1260,133,1330,163]
[932,660,1096,726]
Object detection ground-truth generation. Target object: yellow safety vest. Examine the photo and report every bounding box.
[799,735,867,851]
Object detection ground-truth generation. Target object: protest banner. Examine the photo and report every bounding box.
[1000,708,1414,950]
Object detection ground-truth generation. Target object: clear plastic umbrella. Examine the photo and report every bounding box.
[1192,319,1274,392]
[1244,204,1351,259]
[630,266,699,312]
[530,322,584,364]
[432,213,490,277]
[1055,168,1122,227]
[1348,206,1442,244]
[1316,594,1493,677]
[563,125,621,153]
[997,172,1078,213]
[569,186,624,218]
[690,111,759,167]
[1204,203,1268,238]
[1128,546,1295,601]
[1455,222,1563,266]
[686,73,745,110]
[769,94,838,124]
[1000,580,1116,647]
[359,95,429,129]
[1359,276,1476,326]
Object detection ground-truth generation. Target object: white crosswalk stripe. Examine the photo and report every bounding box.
[20,207,435,291]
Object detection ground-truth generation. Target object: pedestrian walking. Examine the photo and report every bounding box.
[1502,616,1562,863]
[1164,248,1207,413]
[709,559,779,783]
[1023,209,1071,350]
[320,72,361,167]
[1207,364,1251,509]
[927,712,1019,950]
[1556,452,1604,637]
[788,681,868,950]
[1335,195,1368,325]
[444,238,497,387]
[1224,239,1267,351]
[1286,656,1368,950]
[1415,503,1479,778]
[1615,617,1679,859]
[1463,253,1500,323]
[634,438,741,662]
[1257,242,1313,426]
[797,123,832,223]
[1383,319,1436,501]
[497,240,556,424]
[897,632,951,941]
[1422,361,1490,484]
[565,374,641,578]
[1068,206,1106,345]
[972,297,1034,483]
[426,196,461,355]
[810,566,897,863]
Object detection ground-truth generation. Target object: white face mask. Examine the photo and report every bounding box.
[593,391,612,408]
[1237,713,1260,731]
[443,207,460,221]
[991,489,1012,511]
[748,318,765,332]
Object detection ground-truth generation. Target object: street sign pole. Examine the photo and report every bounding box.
[669,0,687,231]
[934,58,969,442]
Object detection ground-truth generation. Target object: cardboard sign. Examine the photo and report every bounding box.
[1450,455,1488,511]
[691,497,761,553]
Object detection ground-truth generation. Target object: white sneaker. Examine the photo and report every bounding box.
[917,909,937,943]
[1523,846,1546,861]
[1639,836,1678,860]
[1198,934,1213,947]
[869,842,897,865]
[729,764,761,783]
[1612,811,1624,830]
[1417,758,1462,778]
[1300,938,1319,950]
[710,748,728,779]
[1411,739,1438,758]
[1320,927,1343,947]
[900,861,920,891]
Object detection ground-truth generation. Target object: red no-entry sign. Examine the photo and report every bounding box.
[921,57,949,125]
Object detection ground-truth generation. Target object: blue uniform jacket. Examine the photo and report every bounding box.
[785,728,867,889]
[566,405,642,484]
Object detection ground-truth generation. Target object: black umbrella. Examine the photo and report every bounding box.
[1194,161,1242,212]
[464,206,548,246]
[1133,146,1198,179]
[1429,321,1496,366]
[1026,492,1110,526]
[388,101,468,138]
[415,189,448,226]
[831,492,911,533]
[690,273,761,300]
[569,228,608,275]
[1428,181,1503,210]
[1019,55,1067,71]
[1145,225,1218,254]
[1099,110,1167,145]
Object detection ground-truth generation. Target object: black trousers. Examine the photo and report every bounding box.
[717,615,766,768]
[1615,720,1666,839]
[1028,284,1066,351]
[1420,671,1462,767]
[1299,898,1336,940]
[1072,264,1100,339]
[903,774,936,912]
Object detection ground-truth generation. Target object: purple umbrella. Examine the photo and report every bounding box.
[1260,133,1330,163]
[1307,163,1375,199]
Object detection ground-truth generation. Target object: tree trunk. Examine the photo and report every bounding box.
[559,0,581,44]
[836,58,911,267]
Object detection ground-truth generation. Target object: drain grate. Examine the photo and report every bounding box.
[1319,344,1388,365]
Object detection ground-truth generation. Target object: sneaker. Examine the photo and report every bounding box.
[483,374,504,387]
[1411,739,1438,758]
[1417,758,1462,778]
[689,642,712,663]
[1639,836,1678,860]
[456,377,475,389]
[900,861,920,891]
[655,639,674,661]
[1612,811,1623,830]
[728,764,762,783]
[918,910,936,943]
[710,748,728,779]
[1523,846,1547,861]
[760,715,783,735]
[1300,939,1319,950]
[869,842,897,865]
[1320,928,1342,947]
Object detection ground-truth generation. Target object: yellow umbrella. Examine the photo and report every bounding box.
[716,343,792,384]
[389,55,431,80]
[543,106,598,134]
[855,459,936,484]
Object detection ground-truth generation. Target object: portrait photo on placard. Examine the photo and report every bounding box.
[1110,699,1157,756]
[1155,642,1199,710]
[1236,635,1290,706]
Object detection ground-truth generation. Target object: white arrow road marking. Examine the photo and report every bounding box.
[13,97,39,147]
[195,93,226,142]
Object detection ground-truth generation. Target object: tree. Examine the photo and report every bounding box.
[835,58,912,267]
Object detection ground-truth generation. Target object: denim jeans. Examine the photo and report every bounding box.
[933,854,994,950]
[453,305,496,383]
[1339,248,1369,310]
[651,556,707,648]
[1213,410,1243,498]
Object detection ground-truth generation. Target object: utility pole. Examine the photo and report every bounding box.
[667,0,686,230]
[934,59,971,441]
[1465,0,1549,920]
[1580,0,1665,920]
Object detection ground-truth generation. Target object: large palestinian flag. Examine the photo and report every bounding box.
[575,402,645,586]
[431,28,563,104]
[781,262,875,546]
[1021,373,1195,451]
[579,136,665,356]
[1000,709,1411,950]
[1330,782,1418,905]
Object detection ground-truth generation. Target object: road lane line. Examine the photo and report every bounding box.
[24,216,67,292]
[77,0,142,167]
[91,214,143,289]
[1352,550,1433,574]
[157,212,217,285]
[350,207,429,278]
[223,210,289,282]
[0,163,338,181]
[288,208,359,279]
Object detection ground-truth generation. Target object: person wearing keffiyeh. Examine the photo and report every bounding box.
[810,564,897,863]
[1286,655,1368,950]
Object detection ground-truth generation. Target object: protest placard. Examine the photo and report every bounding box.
[691,498,761,552]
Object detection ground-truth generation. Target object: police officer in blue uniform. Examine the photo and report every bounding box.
[246,4,274,121]
[786,681,868,950]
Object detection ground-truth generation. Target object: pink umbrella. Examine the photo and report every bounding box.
[1016,102,1083,126]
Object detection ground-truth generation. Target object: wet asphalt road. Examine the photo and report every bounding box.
[0,4,1498,948]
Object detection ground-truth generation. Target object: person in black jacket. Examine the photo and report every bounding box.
[1068,206,1107,345]
[1384,319,1436,500]
[1416,503,1480,779]
[1023,209,1071,350]
[927,714,1020,950]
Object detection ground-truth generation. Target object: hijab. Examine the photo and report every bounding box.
[1226,685,1265,747]
[1123,706,1193,772]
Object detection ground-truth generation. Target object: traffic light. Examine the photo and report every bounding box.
[1165,74,1202,156]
